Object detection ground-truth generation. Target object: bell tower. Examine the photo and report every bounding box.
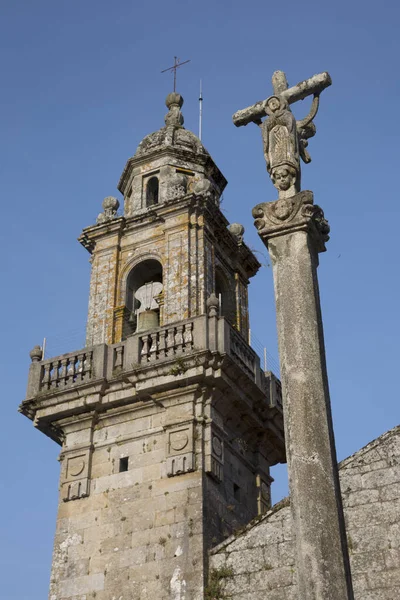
[21,93,285,600]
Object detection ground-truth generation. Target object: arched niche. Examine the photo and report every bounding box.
[215,268,236,325]
[123,259,163,337]
[146,177,159,207]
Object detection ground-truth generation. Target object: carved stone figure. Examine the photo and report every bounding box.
[228,223,245,244]
[193,178,219,204]
[96,196,120,224]
[261,95,299,177]
[233,71,331,198]
[166,172,187,201]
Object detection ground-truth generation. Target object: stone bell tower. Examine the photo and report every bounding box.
[20,92,285,600]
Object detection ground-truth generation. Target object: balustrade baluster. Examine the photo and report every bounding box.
[50,360,59,388]
[149,332,158,360]
[166,328,175,356]
[141,335,150,362]
[183,322,193,350]
[67,357,76,383]
[59,358,68,386]
[42,363,51,390]
[175,325,184,353]
[159,330,167,359]
[84,352,93,377]
[77,353,85,381]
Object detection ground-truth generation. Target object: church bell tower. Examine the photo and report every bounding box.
[21,92,285,599]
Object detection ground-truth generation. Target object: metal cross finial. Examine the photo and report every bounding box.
[161,56,191,92]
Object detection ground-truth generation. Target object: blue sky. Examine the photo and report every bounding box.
[1,1,399,598]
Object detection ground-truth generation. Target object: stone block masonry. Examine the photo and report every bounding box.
[209,425,400,600]
[22,313,285,599]
[22,91,285,600]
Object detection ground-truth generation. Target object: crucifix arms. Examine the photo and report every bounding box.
[233,70,332,200]
[232,71,331,127]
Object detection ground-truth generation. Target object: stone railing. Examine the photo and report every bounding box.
[261,371,283,409]
[139,321,194,362]
[26,315,270,398]
[40,349,94,391]
[227,327,257,380]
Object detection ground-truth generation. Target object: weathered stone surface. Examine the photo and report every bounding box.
[21,95,286,599]
[210,425,400,600]
[79,94,259,347]
[253,188,352,599]
[233,70,332,197]
[23,314,284,599]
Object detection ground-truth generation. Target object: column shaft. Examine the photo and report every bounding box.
[254,192,353,600]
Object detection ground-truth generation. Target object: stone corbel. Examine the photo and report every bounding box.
[252,190,330,254]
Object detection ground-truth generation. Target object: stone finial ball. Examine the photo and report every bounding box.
[165,92,184,109]
[228,223,245,238]
[206,293,219,308]
[29,345,43,362]
[102,196,120,211]
[193,179,212,195]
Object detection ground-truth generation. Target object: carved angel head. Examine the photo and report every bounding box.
[271,166,297,191]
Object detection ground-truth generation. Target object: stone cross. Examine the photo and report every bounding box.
[236,72,355,600]
[233,71,331,198]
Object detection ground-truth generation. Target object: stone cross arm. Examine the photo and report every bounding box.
[232,71,332,127]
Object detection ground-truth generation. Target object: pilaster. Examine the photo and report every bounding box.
[79,218,125,346]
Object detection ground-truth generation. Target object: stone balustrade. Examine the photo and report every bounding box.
[139,321,194,362]
[40,350,94,391]
[26,316,275,400]
[228,327,257,379]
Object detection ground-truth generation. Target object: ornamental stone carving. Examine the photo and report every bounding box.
[164,92,184,127]
[166,172,187,201]
[205,426,224,483]
[165,423,195,477]
[193,178,219,204]
[252,190,330,253]
[96,196,120,224]
[29,345,43,362]
[60,447,93,502]
[206,293,219,318]
[233,70,331,199]
[228,223,245,245]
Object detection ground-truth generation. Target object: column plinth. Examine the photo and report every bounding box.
[253,190,353,600]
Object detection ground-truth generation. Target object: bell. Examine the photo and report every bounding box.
[136,310,159,333]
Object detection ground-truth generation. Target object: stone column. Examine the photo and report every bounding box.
[253,191,353,600]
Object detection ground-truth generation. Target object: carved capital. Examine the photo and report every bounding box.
[252,190,329,253]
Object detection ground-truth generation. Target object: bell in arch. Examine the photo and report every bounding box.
[135,281,163,333]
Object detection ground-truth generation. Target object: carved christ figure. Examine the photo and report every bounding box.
[232,71,331,199]
[262,96,298,171]
[260,94,321,198]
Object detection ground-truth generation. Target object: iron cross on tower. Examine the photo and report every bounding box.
[161,56,191,92]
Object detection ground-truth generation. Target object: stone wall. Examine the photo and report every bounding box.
[209,425,400,600]
[50,390,207,600]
